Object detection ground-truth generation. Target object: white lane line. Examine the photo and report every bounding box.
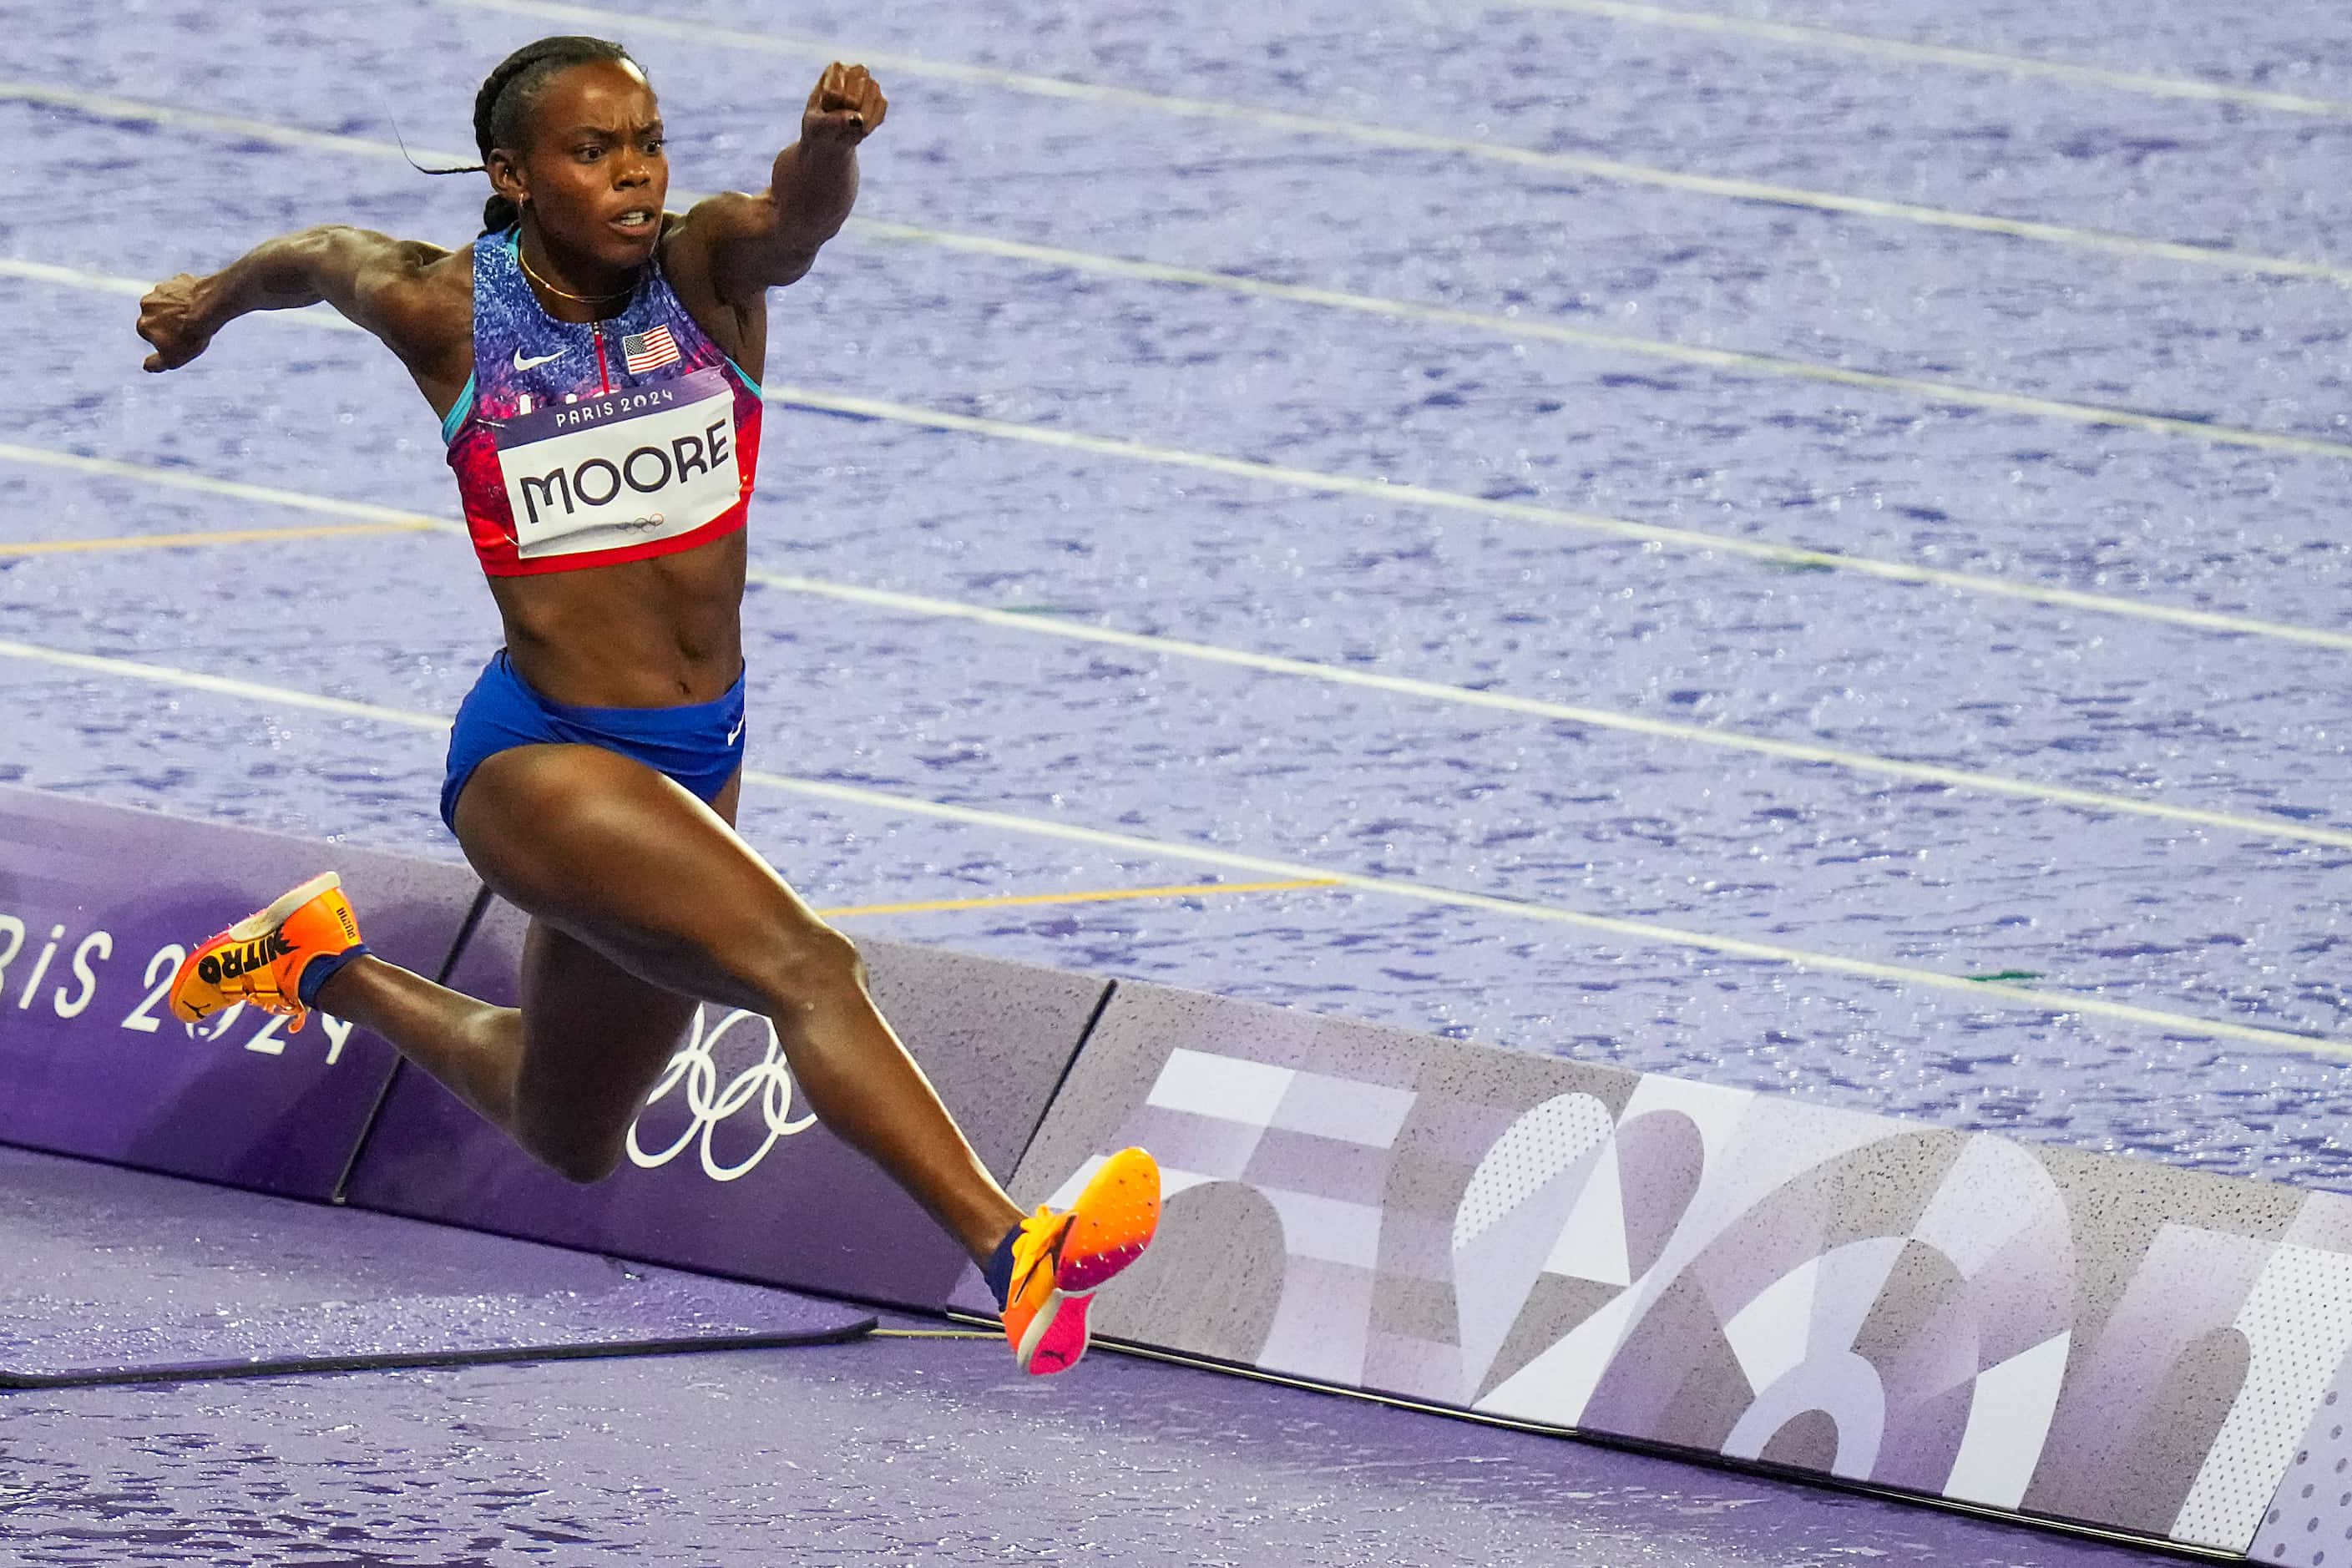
[425,0,2352,285]
[852,221,2352,463]
[11,254,2352,655]
[3,437,2346,855]
[0,634,2336,1057]
[750,775,2349,1058]
[0,82,452,161]
[0,639,448,728]
[0,441,433,523]
[11,85,2351,462]
[760,384,2352,654]
[1522,0,2352,119]
[745,570,2352,852]
[0,256,157,298]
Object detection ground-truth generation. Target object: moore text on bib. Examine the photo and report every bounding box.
[493,367,741,560]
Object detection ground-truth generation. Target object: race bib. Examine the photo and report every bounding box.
[493,367,741,559]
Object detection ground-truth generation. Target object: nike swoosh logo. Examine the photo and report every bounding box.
[512,348,567,372]
[726,718,745,746]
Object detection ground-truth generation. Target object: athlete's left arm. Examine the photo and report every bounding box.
[669,63,887,310]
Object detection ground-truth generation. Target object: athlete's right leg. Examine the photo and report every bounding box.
[167,860,703,1183]
[315,914,703,1184]
[273,770,749,1179]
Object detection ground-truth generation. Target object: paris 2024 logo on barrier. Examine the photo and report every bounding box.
[625,1005,818,1183]
[0,913,358,1061]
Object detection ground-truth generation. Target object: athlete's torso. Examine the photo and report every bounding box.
[444,228,766,579]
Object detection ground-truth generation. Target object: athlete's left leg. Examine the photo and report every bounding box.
[313,913,707,1184]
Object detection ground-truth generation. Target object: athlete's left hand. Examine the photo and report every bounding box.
[803,63,886,148]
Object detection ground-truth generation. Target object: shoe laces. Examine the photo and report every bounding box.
[243,985,311,1032]
[1008,1204,1070,1295]
[214,940,309,1029]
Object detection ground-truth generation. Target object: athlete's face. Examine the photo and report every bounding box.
[502,60,669,273]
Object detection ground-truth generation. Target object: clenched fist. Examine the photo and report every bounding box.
[803,62,886,149]
[137,273,218,372]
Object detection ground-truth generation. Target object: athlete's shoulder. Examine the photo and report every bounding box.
[326,230,465,315]
[654,204,765,361]
[660,194,766,243]
[331,232,473,389]
[655,195,773,286]
[378,236,473,303]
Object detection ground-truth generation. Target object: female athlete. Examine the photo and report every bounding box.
[134,33,1156,1376]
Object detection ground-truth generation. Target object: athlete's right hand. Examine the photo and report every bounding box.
[137,273,218,372]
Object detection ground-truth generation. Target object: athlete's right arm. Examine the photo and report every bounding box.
[136,225,468,397]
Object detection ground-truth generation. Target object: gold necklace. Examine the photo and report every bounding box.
[517,240,639,306]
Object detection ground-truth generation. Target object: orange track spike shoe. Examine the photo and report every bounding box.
[1000,1146,1162,1377]
[169,873,364,1036]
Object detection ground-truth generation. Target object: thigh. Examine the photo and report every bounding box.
[509,914,706,1141]
[477,756,755,1140]
[454,742,826,1014]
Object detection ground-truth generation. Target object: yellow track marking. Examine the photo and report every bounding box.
[0,637,2339,1060]
[12,273,2345,653]
[3,439,2350,853]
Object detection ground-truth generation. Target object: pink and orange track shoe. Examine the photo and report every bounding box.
[999,1146,1162,1376]
[169,873,364,1035]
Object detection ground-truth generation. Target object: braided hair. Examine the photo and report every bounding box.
[417,36,643,234]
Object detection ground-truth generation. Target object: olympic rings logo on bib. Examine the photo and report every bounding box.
[625,1004,818,1181]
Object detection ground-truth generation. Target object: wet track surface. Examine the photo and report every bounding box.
[5,0,2350,1559]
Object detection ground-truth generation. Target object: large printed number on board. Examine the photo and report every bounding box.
[119,943,184,1034]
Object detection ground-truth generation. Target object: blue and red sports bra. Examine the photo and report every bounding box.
[443,227,766,577]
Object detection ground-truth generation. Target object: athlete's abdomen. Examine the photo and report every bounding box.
[486,529,749,709]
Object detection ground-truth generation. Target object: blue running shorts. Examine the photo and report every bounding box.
[440,650,747,833]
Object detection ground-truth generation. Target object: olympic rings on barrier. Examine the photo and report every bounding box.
[625,1006,817,1181]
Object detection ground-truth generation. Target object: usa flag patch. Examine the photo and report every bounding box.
[622,324,681,375]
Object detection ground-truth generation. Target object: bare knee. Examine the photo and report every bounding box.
[754,921,866,1016]
[540,1137,626,1186]
[513,1107,629,1185]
